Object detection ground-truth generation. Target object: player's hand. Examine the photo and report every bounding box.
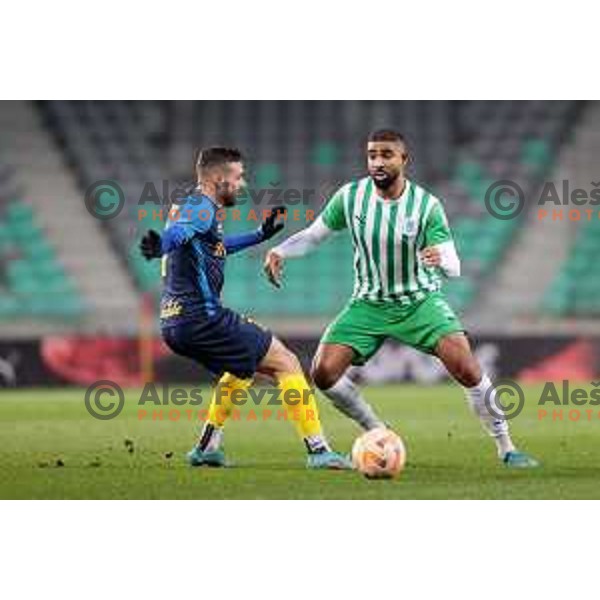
[260,206,287,241]
[140,229,162,260]
[264,249,284,288]
[419,246,441,267]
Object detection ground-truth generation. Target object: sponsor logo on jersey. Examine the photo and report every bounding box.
[160,299,183,320]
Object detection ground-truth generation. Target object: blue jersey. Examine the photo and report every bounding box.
[159,193,264,325]
[160,194,223,321]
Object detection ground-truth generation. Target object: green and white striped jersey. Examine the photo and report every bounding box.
[321,176,453,302]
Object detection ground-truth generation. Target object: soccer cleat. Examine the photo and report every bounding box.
[186,446,227,467]
[306,451,353,470]
[502,450,540,469]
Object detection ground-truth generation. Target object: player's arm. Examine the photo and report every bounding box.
[139,225,194,259]
[224,206,286,255]
[263,186,347,288]
[139,201,216,260]
[418,199,461,277]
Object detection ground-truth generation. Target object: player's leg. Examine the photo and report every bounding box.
[257,337,351,469]
[311,342,384,431]
[398,292,538,468]
[163,313,270,467]
[434,334,513,455]
[188,371,254,467]
[434,333,537,467]
[312,301,386,430]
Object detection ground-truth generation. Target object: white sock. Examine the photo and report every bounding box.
[465,374,515,457]
[321,374,384,431]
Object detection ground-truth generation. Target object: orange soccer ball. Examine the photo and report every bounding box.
[351,427,407,479]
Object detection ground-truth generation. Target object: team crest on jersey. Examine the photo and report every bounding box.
[403,217,418,236]
[213,241,226,257]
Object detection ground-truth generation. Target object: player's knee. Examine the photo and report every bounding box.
[219,372,251,392]
[453,359,482,388]
[278,348,303,374]
[437,334,481,387]
[310,362,340,391]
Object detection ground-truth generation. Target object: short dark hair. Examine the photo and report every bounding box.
[368,129,407,146]
[195,146,243,170]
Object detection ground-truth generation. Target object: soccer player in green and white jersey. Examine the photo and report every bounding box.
[264,129,538,468]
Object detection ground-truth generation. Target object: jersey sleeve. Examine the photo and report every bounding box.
[320,186,348,231]
[161,198,215,253]
[422,198,452,246]
[177,197,215,235]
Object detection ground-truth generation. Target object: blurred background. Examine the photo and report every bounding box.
[0,100,598,386]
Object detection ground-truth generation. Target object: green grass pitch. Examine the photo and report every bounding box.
[1,383,599,499]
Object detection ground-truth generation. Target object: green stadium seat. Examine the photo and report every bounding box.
[0,295,19,318]
[542,219,600,315]
[254,164,281,188]
[35,260,65,281]
[6,201,35,224]
[455,161,484,187]
[522,139,551,171]
[313,142,339,167]
[21,238,56,261]
[1,203,86,320]
[11,222,43,242]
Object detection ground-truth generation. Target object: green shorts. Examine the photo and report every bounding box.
[321,292,464,365]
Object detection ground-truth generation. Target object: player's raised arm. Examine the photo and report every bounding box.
[223,206,287,255]
[263,186,347,288]
[418,197,461,277]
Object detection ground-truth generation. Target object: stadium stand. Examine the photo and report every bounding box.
[37,100,582,331]
[41,101,166,298]
[0,101,139,334]
[0,161,85,320]
[40,101,456,319]
[544,220,599,316]
[541,102,600,317]
[434,101,580,314]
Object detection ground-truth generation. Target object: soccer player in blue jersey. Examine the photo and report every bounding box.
[140,147,350,469]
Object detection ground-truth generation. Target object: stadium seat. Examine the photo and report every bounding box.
[39,100,578,320]
[0,201,86,320]
[542,220,600,315]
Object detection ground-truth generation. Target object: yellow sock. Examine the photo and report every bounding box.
[278,373,325,440]
[207,372,253,427]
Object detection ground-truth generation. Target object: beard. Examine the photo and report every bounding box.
[216,182,237,206]
[370,170,399,190]
[221,194,236,207]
